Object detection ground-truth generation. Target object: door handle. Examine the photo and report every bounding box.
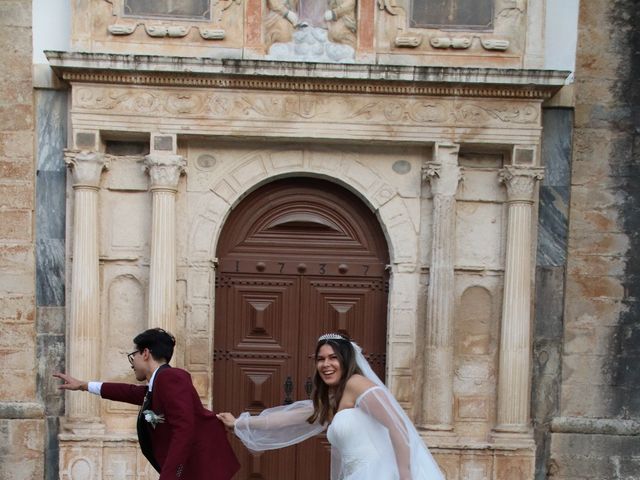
[304,376,313,399]
[283,376,293,405]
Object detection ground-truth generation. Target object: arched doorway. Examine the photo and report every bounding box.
[213,177,389,479]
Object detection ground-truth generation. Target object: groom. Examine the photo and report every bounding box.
[54,328,239,480]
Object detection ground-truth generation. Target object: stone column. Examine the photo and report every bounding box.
[421,143,462,431]
[495,165,544,434]
[64,150,108,429]
[145,154,185,334]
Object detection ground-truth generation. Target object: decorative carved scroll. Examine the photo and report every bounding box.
[104,0,236,40]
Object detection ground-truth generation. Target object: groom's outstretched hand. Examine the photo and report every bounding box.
[53,372,88,391]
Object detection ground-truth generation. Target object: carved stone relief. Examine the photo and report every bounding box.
[377,0,523,57]
[265,0,357,61]
[72,86,540,131]
[103,0,237,40]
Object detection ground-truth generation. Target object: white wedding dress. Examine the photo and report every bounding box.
[234,386,444,480]
[327,402,400,479]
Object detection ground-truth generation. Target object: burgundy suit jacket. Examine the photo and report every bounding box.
[101,367,239,480]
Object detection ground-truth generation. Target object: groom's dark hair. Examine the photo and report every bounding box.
[133,328,176,363]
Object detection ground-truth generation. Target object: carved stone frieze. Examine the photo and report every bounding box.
[73,86,541,128]
[453,104,538,125]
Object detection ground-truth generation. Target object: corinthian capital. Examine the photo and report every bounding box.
[422,143,462,197]
[144,154,186,191]
[498,166,545,202]
[64,150,109,188]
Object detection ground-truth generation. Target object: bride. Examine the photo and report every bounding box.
[217,333,444,479]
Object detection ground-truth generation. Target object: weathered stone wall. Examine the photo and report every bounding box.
[548,0,640,478]
[0,0,45,479]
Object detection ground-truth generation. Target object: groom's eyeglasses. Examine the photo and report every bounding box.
[127,350,140,365]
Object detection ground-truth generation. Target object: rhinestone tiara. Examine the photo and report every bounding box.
[318,333,348,342]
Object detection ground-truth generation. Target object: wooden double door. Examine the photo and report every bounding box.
[213,178,389,480]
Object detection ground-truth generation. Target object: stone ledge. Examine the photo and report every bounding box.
[0,401,45,419]
[420,435,536,452]
[45,51,570,99]
[59,432,137,443]
[551,416,640,435]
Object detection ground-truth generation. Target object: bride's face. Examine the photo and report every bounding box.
[316,344,343,387]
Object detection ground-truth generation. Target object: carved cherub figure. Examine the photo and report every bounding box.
[265,0,300,47]
[324,0,357,47]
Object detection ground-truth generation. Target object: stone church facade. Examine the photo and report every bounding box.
[0,1,638,479]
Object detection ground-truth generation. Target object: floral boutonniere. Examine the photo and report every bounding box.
[143,410,165,429]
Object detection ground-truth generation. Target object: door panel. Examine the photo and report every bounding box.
[300,277,387,380]
[214,274,300,479]
[213,178,389,480]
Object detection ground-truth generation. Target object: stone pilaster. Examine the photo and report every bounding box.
[144,154,186,334]
[495,165,544,434]
[421,143,462,431]
[64,150,108,431]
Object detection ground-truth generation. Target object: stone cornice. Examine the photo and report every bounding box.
[46,51,569,99]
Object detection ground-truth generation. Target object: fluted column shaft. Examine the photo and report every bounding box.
[65,151,108,424]
[496,166,544,432]
[145,154,185,333]
[422,143,462,431]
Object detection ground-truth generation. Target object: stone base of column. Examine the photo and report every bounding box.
[420,434,536,478]
[490,429,535,449]
[419,421,454,432]
[61,417,105,435]
[418,427,457,447]
[59,434,153,480]
[422,346,454,430]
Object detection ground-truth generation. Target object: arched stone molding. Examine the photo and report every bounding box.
[186,147,421,406]
[187,148,418,266]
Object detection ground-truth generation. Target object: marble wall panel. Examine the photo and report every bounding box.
[35,90,68,308]
[536,109,572,267]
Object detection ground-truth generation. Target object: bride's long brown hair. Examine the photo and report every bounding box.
[307,334,363,425]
